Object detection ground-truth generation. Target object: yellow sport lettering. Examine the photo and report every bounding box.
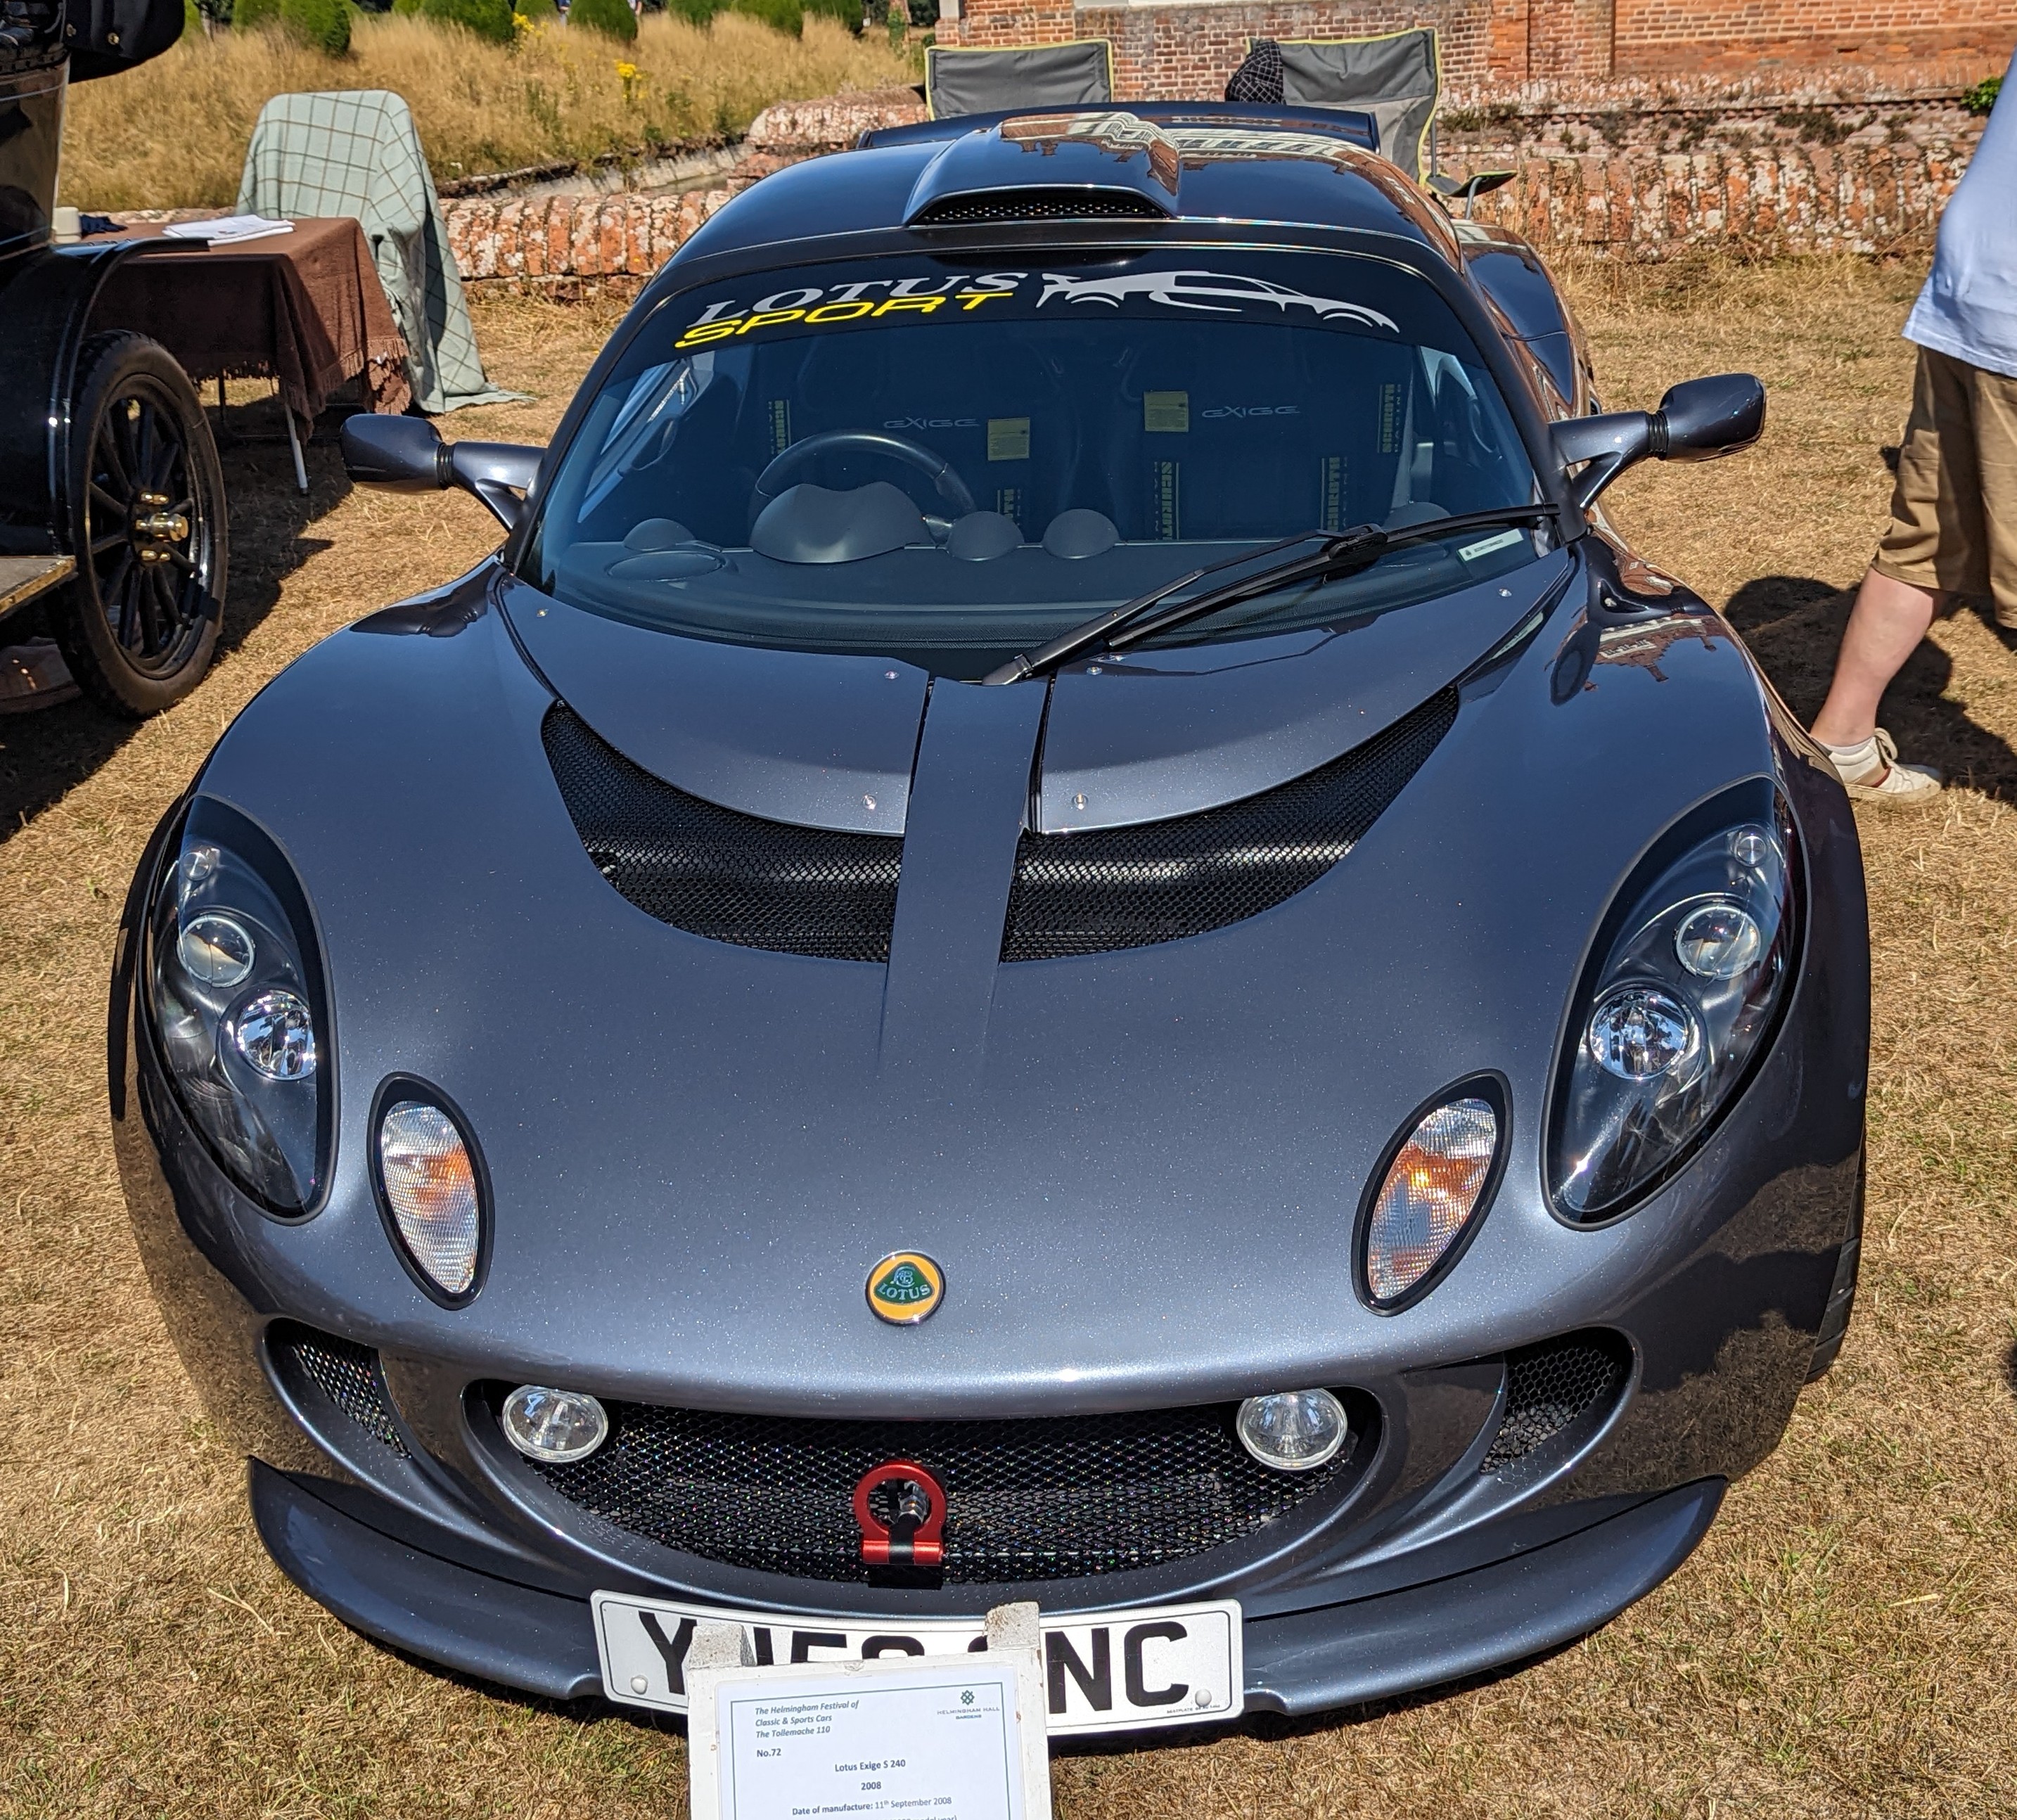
[956,290,1013,310]
[674,319,743,347]
[804,300,878,324]
[736,308,807,335]
[873,296,946,316]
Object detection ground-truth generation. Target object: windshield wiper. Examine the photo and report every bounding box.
[981,503,1563,686]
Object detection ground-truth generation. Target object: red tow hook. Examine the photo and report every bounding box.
[852,1459,947,1567]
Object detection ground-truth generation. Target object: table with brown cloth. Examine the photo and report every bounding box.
[89,217,411,423]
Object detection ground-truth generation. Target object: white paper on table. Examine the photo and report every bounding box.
[162,215,295,245]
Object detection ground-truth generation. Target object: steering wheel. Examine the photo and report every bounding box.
[751,430,976,521]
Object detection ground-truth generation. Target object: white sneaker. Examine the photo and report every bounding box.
[1826,729,1942,809]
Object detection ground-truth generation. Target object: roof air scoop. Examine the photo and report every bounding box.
[904,112,1182,227]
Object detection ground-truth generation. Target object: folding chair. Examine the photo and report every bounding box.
[924,41,1115,119]
[1225,27,1441,183]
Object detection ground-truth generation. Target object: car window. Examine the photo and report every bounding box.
[526,250,1542,677]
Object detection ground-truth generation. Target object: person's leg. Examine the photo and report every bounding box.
[1808,347,1982,805]
[1810,566,1943,749]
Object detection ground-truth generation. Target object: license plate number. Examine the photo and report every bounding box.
[591,1592,1243,1736]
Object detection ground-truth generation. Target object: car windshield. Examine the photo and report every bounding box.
[525,249,1543,677]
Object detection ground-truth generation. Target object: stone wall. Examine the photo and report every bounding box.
[434,92,1974,294]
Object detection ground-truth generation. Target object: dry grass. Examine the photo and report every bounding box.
[59,11,918,209]
[4,255,2017,1816]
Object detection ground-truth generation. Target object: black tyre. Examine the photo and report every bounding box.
[53,332,228,718]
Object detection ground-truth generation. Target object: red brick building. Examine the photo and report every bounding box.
[942,0,2014,92]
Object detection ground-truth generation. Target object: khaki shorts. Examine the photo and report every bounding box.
[1873,345,2017,621]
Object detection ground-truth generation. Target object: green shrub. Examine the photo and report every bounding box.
[282,0,352,51]
[807,0,862,31]
[568,0,637,37]
[232,0,277,26]
[513,0,558,20]
[420,0,515,39]
[729,0,797,32]
[1965,75,2001,117]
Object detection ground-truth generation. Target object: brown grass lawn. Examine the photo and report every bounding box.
[60,13,919,211]
[4,257,2016,1817]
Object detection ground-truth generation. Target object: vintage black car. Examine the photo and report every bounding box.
[115,102,1866,1735]
[1,0,226,714]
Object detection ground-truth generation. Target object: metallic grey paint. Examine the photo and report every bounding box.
[112,111,1868,1726]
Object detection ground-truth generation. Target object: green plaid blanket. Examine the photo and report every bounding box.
[238,90,528,415]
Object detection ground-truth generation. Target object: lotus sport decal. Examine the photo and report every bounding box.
[1036,269,1398,332]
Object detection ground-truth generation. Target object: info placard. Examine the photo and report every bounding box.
[725,1663,1024,1819]
[686,1611,1053,1820]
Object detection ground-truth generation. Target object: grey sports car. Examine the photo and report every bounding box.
[113,103,1867,1735]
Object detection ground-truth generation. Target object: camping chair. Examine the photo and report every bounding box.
[238,90,524,416]
[1224,27,1441,183]
[925,41,1115,120]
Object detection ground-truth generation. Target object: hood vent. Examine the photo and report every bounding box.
[1004,686,1458,961]
[911,188,1169,226]
[543,705,902,962]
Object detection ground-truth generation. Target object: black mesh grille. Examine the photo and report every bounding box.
[519,1396,1374,1583]
[272,1326,408,1456]
[543,705,903,962]
[912,191,1169,225]
[1004,688,1457,961]
[1480,1332,1627,1474]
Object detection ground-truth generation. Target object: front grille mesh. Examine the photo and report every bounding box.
[912,190,1168,225]
[520,1397,1371,1583]
[1480,1332,1627,1474]
[543,705,903,961]
[1004,688,1457,961]
[274,1326,408,1456]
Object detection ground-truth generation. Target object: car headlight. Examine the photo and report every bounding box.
[1549,789,1798,1219]
[146,800,329,1213]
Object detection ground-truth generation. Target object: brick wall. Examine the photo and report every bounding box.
[949,0,2013,85]
[1613,0,2017,72]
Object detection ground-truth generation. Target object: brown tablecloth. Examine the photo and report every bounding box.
[90,217,411,419]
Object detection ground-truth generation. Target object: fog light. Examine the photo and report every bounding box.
[378,1099,481,1299]
[502,1384,608,1463]
[1236,1389,1349,1472]
[1363,1095,1499,1307]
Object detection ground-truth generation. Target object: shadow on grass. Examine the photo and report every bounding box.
[0,397,347,845]
[1723,574,2017,802]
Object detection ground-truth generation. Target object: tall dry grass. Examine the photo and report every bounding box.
[60,10,917,208]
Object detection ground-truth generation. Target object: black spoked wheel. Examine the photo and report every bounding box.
[54,332,229,718]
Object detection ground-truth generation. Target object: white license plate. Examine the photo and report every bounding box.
[591,1591,1243,1736]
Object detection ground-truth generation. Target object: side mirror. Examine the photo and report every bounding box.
[1549,372,1765,508]
[340,414,544,532]
[1655,372,1766,462]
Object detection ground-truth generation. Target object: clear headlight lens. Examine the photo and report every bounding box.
[377,1099,482,1300]
[147,802,328,1212]
[1362,1095,1500,1307]
[1551,800,1796,1219]
[502,1385,608,1462]
[1587,985,1701,1082]
[1236,1389,1350,1471]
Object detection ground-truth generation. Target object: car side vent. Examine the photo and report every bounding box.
[1002,686,1458,961]
[1480,1331,1629,1475]
[270,1324,409,1457]
[911,189,1170,226]
[542,705,903,962]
